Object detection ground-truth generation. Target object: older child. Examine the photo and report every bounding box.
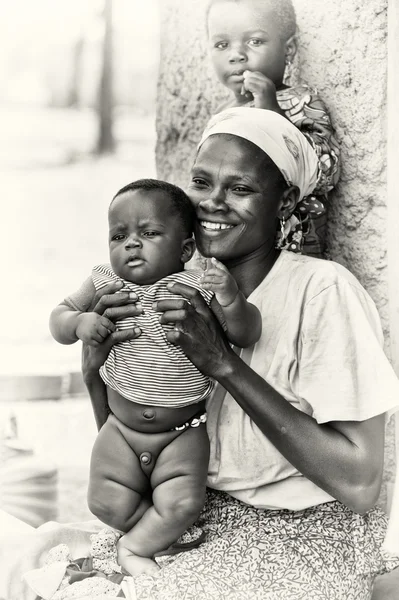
[49,178,261,576]
[207,0,340,257]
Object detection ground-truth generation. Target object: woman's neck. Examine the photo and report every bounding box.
[225,245,280,298]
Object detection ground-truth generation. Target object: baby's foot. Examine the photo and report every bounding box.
[117,538,160,577]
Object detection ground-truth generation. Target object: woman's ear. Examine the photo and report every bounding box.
[285,35,297,64]
[181,237,196,264]
[277,185,300,219]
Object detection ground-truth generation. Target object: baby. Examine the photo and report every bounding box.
[49,178,261,576]
[206,0,340,258]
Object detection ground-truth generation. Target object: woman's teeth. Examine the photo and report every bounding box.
[201,221,234,231]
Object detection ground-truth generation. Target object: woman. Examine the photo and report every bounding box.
[81,108,399,599]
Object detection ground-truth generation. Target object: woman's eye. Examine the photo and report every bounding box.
[248,38,263,47]
[191,178,208,187]
[233,186,252,193]
[214,41,228,50]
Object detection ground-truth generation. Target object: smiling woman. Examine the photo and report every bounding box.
[73,107,399,599]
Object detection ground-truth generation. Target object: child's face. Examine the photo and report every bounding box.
[208,1,287,93]
[108,190,193,285]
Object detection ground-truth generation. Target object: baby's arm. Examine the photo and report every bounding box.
[49,277,116,346]
[201,258,261,347]
[286,87,340,194]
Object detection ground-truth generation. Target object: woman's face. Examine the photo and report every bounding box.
[188,134,285,262]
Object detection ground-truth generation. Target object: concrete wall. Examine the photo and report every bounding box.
[156,0,395,507]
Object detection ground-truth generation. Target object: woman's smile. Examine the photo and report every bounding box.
[199,220,236,231]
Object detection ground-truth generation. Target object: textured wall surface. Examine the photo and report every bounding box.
[156,0,394,505]
[157,0,388,326]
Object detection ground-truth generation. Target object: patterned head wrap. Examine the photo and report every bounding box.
[198,107,320,203]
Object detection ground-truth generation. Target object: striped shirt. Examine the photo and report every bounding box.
[92,265,214,408]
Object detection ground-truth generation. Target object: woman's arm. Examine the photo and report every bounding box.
[216,353,384,514]
[157,282,385,514]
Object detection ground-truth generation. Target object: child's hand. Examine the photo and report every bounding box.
[241,71,282,112]
[200,257,239,307]
[76,312,116,346]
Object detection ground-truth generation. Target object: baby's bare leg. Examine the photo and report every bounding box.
[117,424,209,575]
[88,416,151,533]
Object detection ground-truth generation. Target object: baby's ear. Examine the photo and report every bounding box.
[181,237,196,263]
[285,35,297,63]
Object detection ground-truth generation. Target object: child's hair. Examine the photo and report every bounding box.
[206,0,297,41]
[112,178,196,238]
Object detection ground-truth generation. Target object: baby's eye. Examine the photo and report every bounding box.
[111,233,126,241]
[214,41,228,50]
[248,38,263,47]
[143,231,160,238]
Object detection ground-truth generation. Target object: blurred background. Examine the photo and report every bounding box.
[0,0,160,526]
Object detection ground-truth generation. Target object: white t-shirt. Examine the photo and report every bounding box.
[206,251,399,510]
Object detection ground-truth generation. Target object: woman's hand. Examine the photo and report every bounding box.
[155,281,235,379]
[82,281,142,379]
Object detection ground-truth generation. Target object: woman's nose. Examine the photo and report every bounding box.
[199,189,228,212]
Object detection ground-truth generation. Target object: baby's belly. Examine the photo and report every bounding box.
[107,387,205,433]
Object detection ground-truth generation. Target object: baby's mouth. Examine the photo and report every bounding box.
[126,256,145,266]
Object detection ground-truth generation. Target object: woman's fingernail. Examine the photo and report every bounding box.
[129,292,137,300]
[133,327,141,335]
[136,301,142,310]
[152,302,157,311]
[167,282,174,289]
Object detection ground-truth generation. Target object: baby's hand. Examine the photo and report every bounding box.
[241,71,280,111]
[200,257,239,307]
[76,312,116,346]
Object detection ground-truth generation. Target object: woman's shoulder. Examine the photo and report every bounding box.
[277,252,370,302]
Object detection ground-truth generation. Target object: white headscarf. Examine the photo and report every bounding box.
[198,107,320,202]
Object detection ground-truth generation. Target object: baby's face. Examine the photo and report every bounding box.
[208,1,287,92]
[108,190,189,285]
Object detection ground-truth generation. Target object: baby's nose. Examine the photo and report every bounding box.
[229,45,246,63]
[125,235,142,248]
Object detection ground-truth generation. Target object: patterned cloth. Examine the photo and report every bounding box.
[133,489,399,600]
[243,84,340,258]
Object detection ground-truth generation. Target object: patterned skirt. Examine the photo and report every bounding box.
[133,489,399,600]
